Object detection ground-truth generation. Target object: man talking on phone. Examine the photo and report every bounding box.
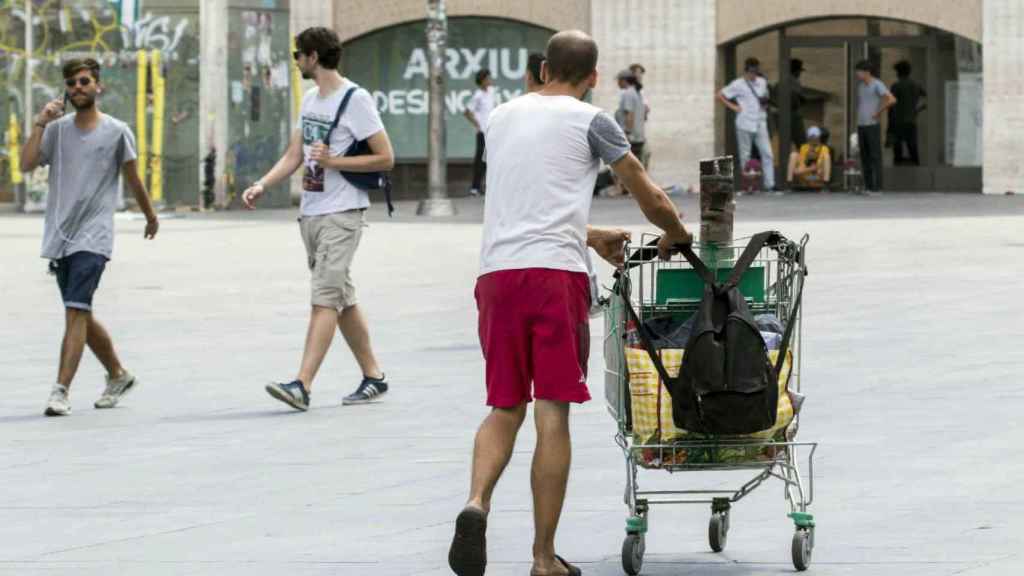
[20,58,158,416]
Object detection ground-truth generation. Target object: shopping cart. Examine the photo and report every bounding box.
[602,233,816,574]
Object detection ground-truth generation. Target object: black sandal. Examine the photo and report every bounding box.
[448,507,487,576]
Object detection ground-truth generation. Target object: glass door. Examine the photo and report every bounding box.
[781,42,850,190]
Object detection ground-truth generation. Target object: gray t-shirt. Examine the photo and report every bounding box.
[589,111,631,162]
[39,114,138,260]
[615,86,646,143]
[857,78,890,127]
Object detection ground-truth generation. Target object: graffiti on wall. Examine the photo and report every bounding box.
[0,0,199,206]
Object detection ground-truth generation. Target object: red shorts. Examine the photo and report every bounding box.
[475,268,592,408]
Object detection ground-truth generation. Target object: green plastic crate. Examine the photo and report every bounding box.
[655,265,765,305]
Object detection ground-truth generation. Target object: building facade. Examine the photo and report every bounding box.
[2,0,1020,209]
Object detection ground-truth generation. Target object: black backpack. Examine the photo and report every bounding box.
[623,232,804,435]
[324,86,395,216]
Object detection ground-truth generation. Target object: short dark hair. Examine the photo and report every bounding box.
[475,68,491,86]
[527,52,546,85]
[629,62,645,74]
[545,30,598,86]
[854,59,874,74]
[62,58,100,82]
[295,27,342,70]
[894,60,912,77]
[744,57,760,72]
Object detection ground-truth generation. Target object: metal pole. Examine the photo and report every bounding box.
[17,0,33,211]
[417,0,455,216]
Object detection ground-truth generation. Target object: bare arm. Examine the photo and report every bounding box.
[464,109,480,131]
[625,110,635,134]
[876,92,897,119]
[318,129,395,173]
[241,130,303,209]
[122,159,159,238]
[610,152,691,258]
[20,98,63,172]
[718,89,741,113]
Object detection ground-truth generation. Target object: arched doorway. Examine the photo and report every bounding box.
[721,17,983,192]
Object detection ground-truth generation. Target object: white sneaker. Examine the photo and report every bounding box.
[44,384,71,416]
[95,370,138,409]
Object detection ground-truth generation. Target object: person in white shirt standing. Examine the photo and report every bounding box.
[447,30,692,576]
[241,27,395,411]
[718,57,777,192]
[464,68,496,197]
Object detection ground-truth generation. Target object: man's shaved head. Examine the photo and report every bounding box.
[545,30,598,86]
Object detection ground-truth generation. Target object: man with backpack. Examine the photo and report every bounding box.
[241,27,394,410]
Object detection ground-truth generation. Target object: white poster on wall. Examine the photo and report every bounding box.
[945,73,983,167]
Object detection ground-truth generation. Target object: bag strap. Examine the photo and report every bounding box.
[323,87,358,144]
[723,231,777,289]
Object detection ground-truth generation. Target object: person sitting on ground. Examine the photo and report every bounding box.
[786,126,831,190]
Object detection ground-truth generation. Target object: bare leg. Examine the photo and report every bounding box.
[787,152,800,183]
[86,316,124,378]
[296,305,339,391]
[57,309,90,388]
[337,304,383,379]
[466,403,528,513]
[531,400,572,575]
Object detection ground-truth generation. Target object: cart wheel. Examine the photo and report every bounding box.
[792,529,813,571]
[709,511,729,553]
[621,533,645,575]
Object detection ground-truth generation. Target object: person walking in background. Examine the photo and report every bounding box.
[629,63,652,169]
[465,68,497,197]
[447,29,691,576]
[19,58,159,416]
[241,27,394,410]
[888,60,926,166]
[614,69,647,164]
[855,59,896,192]
[719,57,778,192]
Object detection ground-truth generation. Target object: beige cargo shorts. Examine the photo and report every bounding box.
[298,209,365,310]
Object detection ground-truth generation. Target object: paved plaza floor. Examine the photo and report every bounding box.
[2,192,1022,575]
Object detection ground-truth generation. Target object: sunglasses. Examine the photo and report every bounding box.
[292,50,305,61]
[65,77,94,88]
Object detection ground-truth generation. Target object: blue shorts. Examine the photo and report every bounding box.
[50,251,108,312]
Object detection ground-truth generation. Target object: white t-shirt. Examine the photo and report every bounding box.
[299,81,385,216]
[467,86,497,133]
[479,93,631,276]
[722,76,769,133]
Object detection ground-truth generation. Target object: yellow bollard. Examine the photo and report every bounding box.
[149,49,165,204]
[290,36,302,122]
[7,113,23,184]
[136,50,148,185]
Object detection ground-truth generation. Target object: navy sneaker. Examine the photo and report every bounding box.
[342,374,388,405]
[265,380,310,411]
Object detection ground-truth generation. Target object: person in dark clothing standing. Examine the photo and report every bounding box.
[888,60,927,166]
[790,58,807,148]
[854,60,896,192]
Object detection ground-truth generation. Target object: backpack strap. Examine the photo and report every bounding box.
[323,87,358,145]
[723,231,777,289]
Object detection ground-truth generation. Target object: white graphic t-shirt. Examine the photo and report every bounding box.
[299,81,385,216]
